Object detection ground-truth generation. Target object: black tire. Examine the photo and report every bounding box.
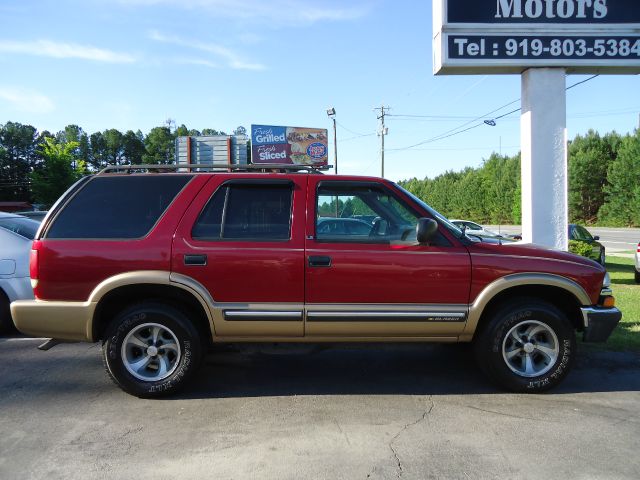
[102,302,203,398]
[0,291,16,335]
[474,298,576,393]
[635,269,640,284]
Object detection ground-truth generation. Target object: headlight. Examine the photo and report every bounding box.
[600,272,613,299]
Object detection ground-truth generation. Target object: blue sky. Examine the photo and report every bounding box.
[0,0,638,182]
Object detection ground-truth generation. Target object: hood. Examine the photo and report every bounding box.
[467,238,604,271]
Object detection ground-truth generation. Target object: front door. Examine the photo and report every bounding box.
[304,179,472,338]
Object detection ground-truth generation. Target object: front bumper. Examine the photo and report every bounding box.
[581,307,622,343]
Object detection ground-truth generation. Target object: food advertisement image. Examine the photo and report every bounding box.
[251,124,328,166]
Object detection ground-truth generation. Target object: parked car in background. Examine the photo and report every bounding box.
[635,242,639,283]
[317,217,372,237]
[15,210,48,222]
[449,220,508,239]
[0,212,41,238]
[0,213,38,332]
[569,224,605,266]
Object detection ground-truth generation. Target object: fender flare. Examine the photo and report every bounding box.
[88,271,216,340]
[460,272,591,341]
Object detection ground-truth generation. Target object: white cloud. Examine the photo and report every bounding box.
[175,57,220,68]
[120,0,369,25]
[149,30,265,70]
[0,87,55,114]
[0,39,135,63]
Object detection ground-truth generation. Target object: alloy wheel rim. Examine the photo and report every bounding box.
[502,320,559,378]
[121,323,181,381]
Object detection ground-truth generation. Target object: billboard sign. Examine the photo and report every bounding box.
[444,0,637,25]
[434,0,640,74]
[251,125,328,166]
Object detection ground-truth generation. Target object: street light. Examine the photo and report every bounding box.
[326,107,337,174]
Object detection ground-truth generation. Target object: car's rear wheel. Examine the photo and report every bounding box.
[635,269,640,283]
[474,298,576,393]
[102,302,202,398]
[0,291,15,334]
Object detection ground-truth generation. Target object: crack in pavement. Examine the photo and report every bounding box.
[465,405,555,423]
[388,396,435,478]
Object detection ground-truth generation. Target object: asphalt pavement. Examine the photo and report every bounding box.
[1,337,639,480]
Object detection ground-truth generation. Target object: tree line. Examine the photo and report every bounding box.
[399,129,640,227]
[1,120,639,226]
[0,121,226,205]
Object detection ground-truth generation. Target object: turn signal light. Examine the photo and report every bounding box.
[601,296,616,308]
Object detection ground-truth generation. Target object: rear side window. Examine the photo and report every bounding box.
[192,182,293,241]
[46,175,192,239]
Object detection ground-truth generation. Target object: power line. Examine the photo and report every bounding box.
[338,132,376,143]
[387,114,482,120]
[335,121,369,137]
[388,74,600,152]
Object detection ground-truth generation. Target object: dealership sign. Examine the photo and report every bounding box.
[433,0,640,74]
[251,125,328,166]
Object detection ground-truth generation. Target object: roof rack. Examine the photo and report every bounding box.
[98,163,332,175]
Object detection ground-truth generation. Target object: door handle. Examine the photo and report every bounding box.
[184,254,207,266]
[308,256,331,267]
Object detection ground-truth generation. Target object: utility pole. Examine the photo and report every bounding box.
[326,108,337,174]
[375,105,389,177]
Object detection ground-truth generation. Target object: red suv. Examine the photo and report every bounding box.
[12,165,621,397]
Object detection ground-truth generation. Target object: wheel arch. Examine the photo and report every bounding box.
[90,272,215,346]
[463,273,589,342]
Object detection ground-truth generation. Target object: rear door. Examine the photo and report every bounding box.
[172,175,306,337]
[304,178,472,338]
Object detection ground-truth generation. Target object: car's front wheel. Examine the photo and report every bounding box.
[474,298,576,392]
[102,302,202,398]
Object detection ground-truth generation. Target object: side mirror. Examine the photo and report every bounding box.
[416,218,438,244]
[593,235,600,241]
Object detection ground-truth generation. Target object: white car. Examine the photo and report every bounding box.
[0,213,38,333]
[450,219,506,239]
[635,242,639,283]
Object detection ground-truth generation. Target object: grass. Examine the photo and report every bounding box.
[589,255,640,351]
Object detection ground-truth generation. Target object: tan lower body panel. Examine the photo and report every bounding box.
[11,299,95,341]
[212,303,468,338]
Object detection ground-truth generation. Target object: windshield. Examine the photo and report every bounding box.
[394,184,466,239]
[0,216,40,240]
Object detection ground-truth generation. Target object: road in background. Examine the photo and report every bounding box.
[487,225,639,254]
[1,338,639,479]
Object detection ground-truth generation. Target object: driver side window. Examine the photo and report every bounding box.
[315,184,419,243]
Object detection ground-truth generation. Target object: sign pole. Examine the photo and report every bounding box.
[520,68,568,251]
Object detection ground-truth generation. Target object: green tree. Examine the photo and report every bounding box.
[202,128,226,136]
[568,130,619,223]
[30,138,87,206]
[399,153,521,224]
[103,128,126,165]
[89,131,108,170]
[0,122,40,200]
[598,130,640,226]
[122,130,146,165]
[56,124,90,168]
[143,126,174,164]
